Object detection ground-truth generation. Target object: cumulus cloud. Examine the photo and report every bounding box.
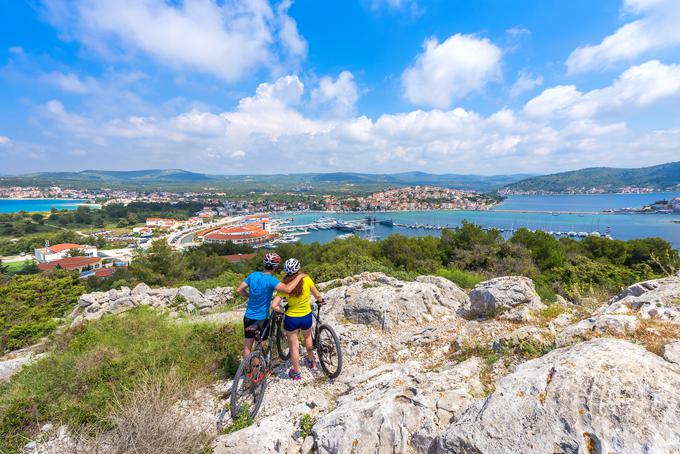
[566,0,680,73]
[402,34,502,108]
[311,71,359,117]
[39,0,307,82]
[0,135,10,145]
[525,60,680,119]
[509,70,543,98]
[33,67,680,174]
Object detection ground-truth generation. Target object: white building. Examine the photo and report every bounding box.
[34,243,98,263]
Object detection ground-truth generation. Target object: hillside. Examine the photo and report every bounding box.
[2,170,534,193]
[503,161,680,193]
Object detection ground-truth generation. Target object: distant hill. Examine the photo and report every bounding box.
[503,161,680,194]
[6,170,534,193]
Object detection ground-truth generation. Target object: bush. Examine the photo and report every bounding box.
[436,268,484,289]
[0,271,85,353]
[0,308,242,452]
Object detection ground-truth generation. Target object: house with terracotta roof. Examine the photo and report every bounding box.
[146,218,176,229]
[37,256,102,273]
[34,243,98,263]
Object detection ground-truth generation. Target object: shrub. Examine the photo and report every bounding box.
[299,413,317,439]
[0,308,242,453]
[436,268,484,289]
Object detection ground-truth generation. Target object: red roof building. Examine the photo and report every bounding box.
[38,256,102,272]
[202,223,273,245]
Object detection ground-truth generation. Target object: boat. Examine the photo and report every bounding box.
[334,222,355,232]
[337,233,355,240]
[379,219,394,227]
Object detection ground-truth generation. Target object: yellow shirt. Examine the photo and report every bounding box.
[276,276,314,317]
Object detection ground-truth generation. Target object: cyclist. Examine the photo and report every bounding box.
[236,252,307,358]
[271,258,324,381]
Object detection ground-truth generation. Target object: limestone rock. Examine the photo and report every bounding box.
[469,276,544,317]
[314,359,483,454]
[212,404,309,453]
[324,273,468,330]
[492,325,550,353]
[435,339,680,454]
[131,282,151,303]
[177,286,208,307]
[556,314,639,346]
[664,341,680,365]
[204,287,234,306]
[602,275,680,324]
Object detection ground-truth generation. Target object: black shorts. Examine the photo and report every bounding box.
[243,317,270,340]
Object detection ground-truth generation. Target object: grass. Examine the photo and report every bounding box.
[299,413,317,439]
[3,260,33,273]
[223,404,254,434]
[0,307,242,453]
[436,268,484,289]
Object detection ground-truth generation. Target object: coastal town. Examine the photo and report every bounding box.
[0,185,500,213]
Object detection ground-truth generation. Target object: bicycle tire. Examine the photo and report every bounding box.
[316,323,343,379]
[230,351,268,420]
[276,315,291,360]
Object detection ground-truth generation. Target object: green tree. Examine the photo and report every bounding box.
[129,241,190,286]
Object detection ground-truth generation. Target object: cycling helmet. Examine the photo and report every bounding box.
[283,258,301,275]
[263,252,281,268]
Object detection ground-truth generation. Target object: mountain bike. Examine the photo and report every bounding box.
[276,301,343,379]
[228,309,286,421]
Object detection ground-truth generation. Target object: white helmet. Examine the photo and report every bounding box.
[283,258,301,275]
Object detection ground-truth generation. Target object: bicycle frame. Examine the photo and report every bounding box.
[252,310,284,367]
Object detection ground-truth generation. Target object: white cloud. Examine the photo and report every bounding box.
[40,0,307,82]
[566,0,680,73]
[311,71,359,117]
[44,71,99,93]
[368,0,420,14]
[510,70,543,98]
[525,60,680,119]
[0,135,10,145]
[402,34,502,108]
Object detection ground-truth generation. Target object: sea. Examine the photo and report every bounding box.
[272,193,680,249]
[0,199,88,213]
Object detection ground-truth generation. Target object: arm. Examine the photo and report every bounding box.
[274,273,306,294]
[236,281,249,298]
[271,295,285,313]
[310,285,324,304]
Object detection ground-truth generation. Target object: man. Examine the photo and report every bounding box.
[236,252,306,358]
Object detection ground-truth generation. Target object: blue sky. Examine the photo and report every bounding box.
[1,0,679,175]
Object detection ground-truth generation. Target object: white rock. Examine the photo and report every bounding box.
[314,359,483,454]
[603,275,680,324]
[469,276,544,317]
[130,282,151,303]
[435,339,680,454]
[556,314,639,346]
[664,341,680,365]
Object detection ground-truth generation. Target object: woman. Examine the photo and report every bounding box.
[271,258,324,381]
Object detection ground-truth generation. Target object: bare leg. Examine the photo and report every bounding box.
[288,330,301,373]
[302,328,314,362]
[243,338,255,358]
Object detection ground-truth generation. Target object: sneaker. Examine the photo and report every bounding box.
[288,369,302,381]
[304,357,316,369]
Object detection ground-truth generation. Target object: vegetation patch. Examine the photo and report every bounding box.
[224,404,254,434]
[0,307,242,453]
[436,268,484,289]
[299,413,317,439]
[0,270,85,353]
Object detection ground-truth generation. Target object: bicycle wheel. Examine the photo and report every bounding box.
[316,324,343,379]
[276,315,291,361]
[230,351,268,420]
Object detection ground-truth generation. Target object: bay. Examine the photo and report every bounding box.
[0,199,88,213]
[273,193,680,249]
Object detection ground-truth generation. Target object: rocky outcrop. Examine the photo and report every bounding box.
[70,283,233,326]
[556,313,639,346]
[435,338,680,454]
[600,274,680,323]
[323,272,469,330]
[314,359,483,454]
[665,341,680,365]
[468,276,545,321]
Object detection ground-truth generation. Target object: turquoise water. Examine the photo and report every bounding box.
[0,199,87,213]
[273,193,680,249]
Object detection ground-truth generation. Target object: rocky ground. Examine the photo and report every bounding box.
[7,271,680,453]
